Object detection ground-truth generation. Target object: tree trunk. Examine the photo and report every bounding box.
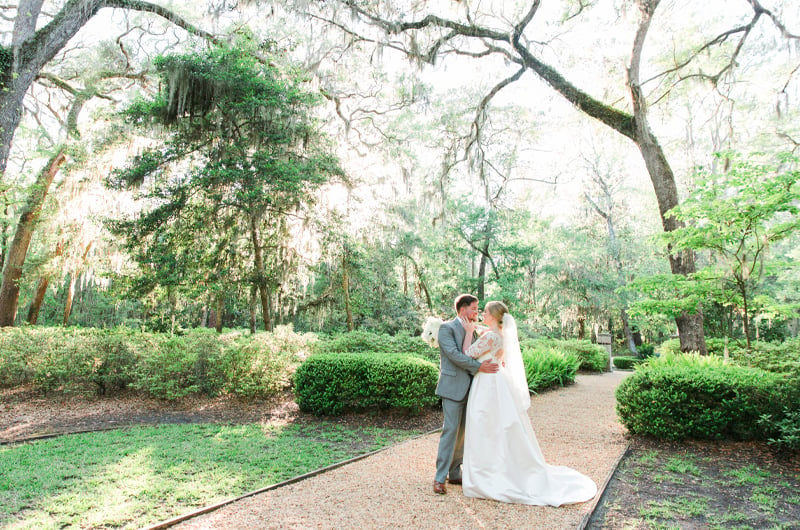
[266,288,274,331]
[249,216,272,331]
[527,262,538,310]
[168,285,176,335]
[60,241,93,327]
[506,1,707,353]
[476,237,489,301]
[620,308,637,354]
[26,276,49,324]
[0,149,66,326]
[62,273,75,326]
[276,286,284,327]
[741,281,752,349]
[406,254,433,312]
[249,283,257,334]
[201,290,211,328]
[417,278,433,313]
[26,240,64,325]
[626,0,706,354]
[402,258,408,296]
[215,294,223,333]
[584,182,637,354]
[342,252,354,331]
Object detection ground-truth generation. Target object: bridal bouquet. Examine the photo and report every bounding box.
[421,316,443,348]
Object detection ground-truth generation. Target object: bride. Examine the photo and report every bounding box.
[460,301,597,506]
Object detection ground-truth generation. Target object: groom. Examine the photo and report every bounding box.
[433,294,499,494]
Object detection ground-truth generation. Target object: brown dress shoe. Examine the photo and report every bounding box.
[447,478,462,485]
[433,481,447,494]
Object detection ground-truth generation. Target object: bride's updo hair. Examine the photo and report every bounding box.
[485,301,508,328]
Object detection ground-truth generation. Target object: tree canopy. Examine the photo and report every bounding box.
[0,0,797,345]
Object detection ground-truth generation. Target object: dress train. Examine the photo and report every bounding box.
[462,360,597,506]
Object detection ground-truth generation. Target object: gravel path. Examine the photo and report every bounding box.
[171,371,629,530]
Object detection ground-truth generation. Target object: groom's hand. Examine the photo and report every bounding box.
[478,360,499,373]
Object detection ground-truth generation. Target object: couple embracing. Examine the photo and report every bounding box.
[433,294,597,506]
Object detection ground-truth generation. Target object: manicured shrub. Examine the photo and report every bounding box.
[658,337,800,376]
[130,335,202,399]
[89,329,142,394]
[616,354,795,441]
[613,356,644,370]
[389,331,439,361]
[729,338,800,375]
[656,338,681,356]
[521,348,580,393]
[294,352,439,415]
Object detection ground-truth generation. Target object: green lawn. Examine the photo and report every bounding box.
[0,422,418,529]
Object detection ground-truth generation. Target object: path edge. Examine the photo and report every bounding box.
[577,442,631,530]
[141,427,442,530]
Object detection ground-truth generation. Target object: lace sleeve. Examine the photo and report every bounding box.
[466,332,501,359]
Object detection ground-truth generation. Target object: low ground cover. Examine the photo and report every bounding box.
[588,438,800,529]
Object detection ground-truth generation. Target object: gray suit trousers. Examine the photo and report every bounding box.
[435,394,468,483]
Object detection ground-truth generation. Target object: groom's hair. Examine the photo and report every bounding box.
[454,294,479,312]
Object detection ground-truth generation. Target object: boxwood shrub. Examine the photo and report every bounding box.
[294,352,439,415]
[612,356,644,370]
[616,355,797,441]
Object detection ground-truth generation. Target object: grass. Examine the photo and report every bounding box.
[663,455,702,476]
[0,422,419,529]
[723,464,771,486]
[639,495,709,519]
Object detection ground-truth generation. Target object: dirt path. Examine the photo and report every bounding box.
[170,371,630,530]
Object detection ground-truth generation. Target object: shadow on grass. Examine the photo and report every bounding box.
[0,422,415,529]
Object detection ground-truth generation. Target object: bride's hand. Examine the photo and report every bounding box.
[462,318,477,336]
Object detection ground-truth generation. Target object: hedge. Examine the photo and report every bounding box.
[612,356,644,370]
[293,352,439,415]
[616,355,798,441]
[658,337,800,375]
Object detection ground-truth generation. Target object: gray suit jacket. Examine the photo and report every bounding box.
[435,318,481,401]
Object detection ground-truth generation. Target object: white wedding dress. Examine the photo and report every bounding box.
[462,324,597,506]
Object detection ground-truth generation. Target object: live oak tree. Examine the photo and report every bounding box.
[0,0,216,182]
[107,40,343,331]
[290,0,800,353]
[1,58,141,326]
[0,0,216,326]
